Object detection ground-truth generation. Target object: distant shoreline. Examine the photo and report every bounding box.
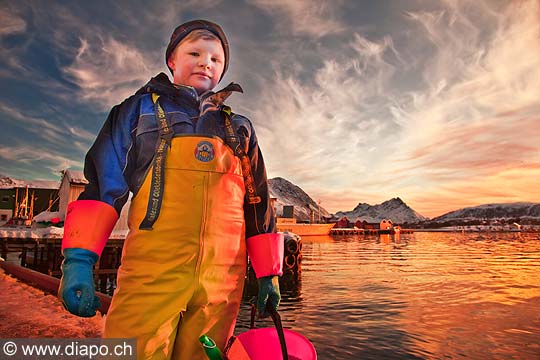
[414,226,540,233]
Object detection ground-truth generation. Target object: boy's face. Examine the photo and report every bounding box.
[167,37,225,94]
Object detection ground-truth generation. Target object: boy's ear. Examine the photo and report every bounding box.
[167,58,175,72]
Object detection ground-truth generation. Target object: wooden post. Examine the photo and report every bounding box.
[1,239,7,260]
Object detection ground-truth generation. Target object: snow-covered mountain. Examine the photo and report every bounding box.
[268,177,330,222]
[269,178,425,223]
[0,174,59,189]
[335,197,428,224]
[431,202,540,222]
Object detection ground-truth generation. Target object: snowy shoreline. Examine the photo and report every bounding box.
[1,225,537,241]
[0,226,128,240]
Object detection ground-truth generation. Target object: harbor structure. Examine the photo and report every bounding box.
[0,176,59,226]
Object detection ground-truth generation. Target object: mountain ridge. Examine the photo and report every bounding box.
[335,197,428,224]
[268,177,331,222]
[430,202,540,222]
[268,176,540,224]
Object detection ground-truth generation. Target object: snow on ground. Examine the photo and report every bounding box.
[0,227,128,240]
[0,268,104,337]
[0,227,64,240]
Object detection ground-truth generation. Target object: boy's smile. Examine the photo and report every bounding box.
[168,38,225,94]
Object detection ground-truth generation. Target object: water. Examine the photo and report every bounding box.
[236,232,540,359]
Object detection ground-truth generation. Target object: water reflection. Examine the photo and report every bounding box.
[242,266,303,304]
[236,232,540,359]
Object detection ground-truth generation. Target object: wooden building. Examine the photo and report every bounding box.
[59,169,130,231]
[58,170,88,219]
[380,219,393,230]
[336,216,351,228]
[353,219,398,230]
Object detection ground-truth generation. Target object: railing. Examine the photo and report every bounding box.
[1,237,123,296]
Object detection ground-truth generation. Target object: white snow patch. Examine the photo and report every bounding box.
[0,227,128,240]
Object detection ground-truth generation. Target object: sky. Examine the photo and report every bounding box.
[0,0,539,218]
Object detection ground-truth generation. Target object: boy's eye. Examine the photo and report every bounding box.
[189,52,199,56]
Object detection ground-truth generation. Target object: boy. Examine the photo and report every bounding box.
[58,19,283,359]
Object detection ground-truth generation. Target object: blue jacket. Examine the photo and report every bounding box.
[78,72,276,238]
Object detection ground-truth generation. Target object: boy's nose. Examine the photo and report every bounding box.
[199,56,212,69]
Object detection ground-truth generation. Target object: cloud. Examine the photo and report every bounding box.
[251,0,346,37]
[400,0,540,135]
[0,6,26,36]
[0,102,95,144]
[253,29,406,198]
[255,0,540,216]
[0,6,32,77]
[62,35,162,110]
[0,144,81,178]
[1,2,172,111]
[410,162,540,217]
[389,0,540,195]
[396,110,540,174]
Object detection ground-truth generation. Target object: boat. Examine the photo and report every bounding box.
[276,218,334,236]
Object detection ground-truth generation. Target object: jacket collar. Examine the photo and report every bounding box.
[137,72,200,109]
[137,73,243,112]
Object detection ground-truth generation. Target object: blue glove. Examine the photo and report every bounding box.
[257,275,281,318]
[58,248,101,317]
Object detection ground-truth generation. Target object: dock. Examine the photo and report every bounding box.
[330,228,414,235]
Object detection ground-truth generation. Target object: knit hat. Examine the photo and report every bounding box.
[165,19,229,80]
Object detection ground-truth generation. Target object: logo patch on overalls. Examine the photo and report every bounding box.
[195,141,214,162]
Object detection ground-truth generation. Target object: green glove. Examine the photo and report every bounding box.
[58,248,101,317]
[257,275,280,318]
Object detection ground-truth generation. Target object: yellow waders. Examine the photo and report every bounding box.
[104,136,246,360]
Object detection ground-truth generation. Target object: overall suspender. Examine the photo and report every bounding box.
[139,93,173,230]
[221,106,261,204]
[199,83,261,205]
[139,86,261,230]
